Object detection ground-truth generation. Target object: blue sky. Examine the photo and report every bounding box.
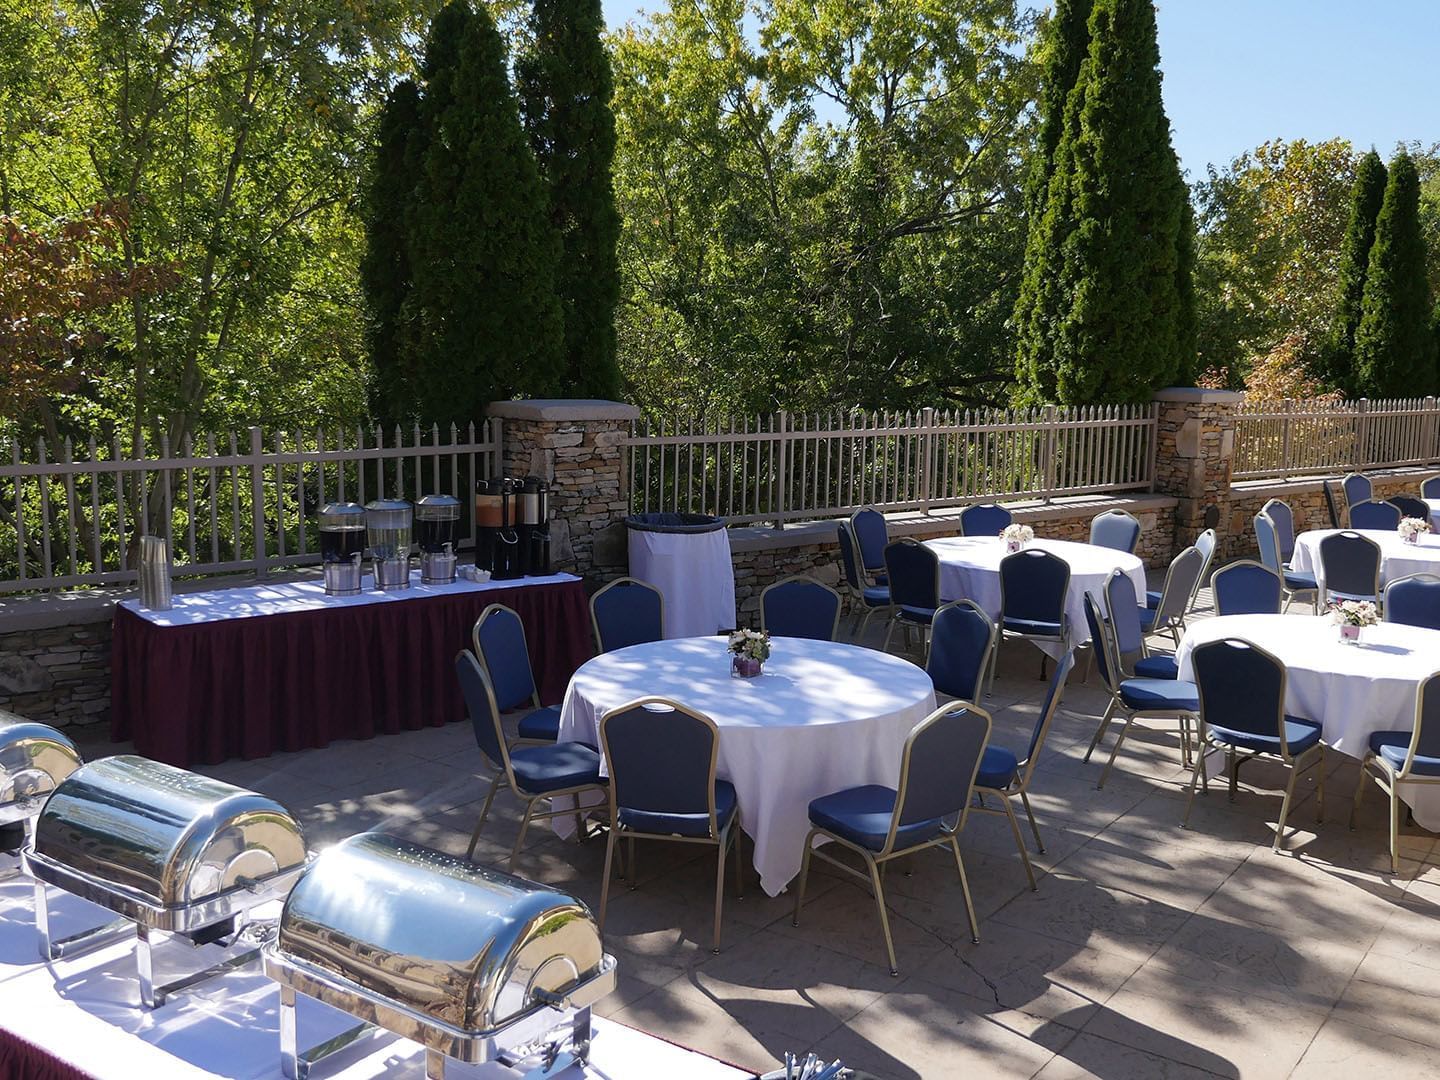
[599,0,1439,179]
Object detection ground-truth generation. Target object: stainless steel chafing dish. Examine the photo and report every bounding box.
[264,831,617,1079]
[0,711,82,843]
[22,755,308,1008]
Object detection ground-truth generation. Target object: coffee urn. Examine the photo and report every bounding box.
[364,498,413,591]
[415,494,460,585]
[519,476,551,577]
[317,502,366,595]
[474,478,502,574]
[491,478,524,580]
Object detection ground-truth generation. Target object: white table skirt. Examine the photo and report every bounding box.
[0,881,745,1080]
[924,536,1147,654]
[556,636,937,896]
[120,570,579,626]
[627,528,736,638]
[1290,528,1440,598]
[1426,498,1440,532]
[1175,614,1440,828]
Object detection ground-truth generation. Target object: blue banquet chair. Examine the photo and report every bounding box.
[1383,574,1440,631]
[1390,494,1430,522]
[882,539,941,656]
[1255,512,1318,612]
[836,520,893,640]
[1317,530,1381,605]
[473,603,562,743]
[792,701,991,974]
[1343,472,1374,511]
[590,576,665,653]
[1105,569,1180,680]
[1185,527,1218,614]
[1259,498,1298,566]
[850,506,890,584]
[1183,637,1325,853]
[1422,475,1440,501]
[999,547,1070,670]
[1351,670,1440,871]
[1142,545,1205,647]
[455,651,605,868]
[1348,499,1401,532]
[1089,509,1142,554]
[598,698,743,952]
[927,600,997,701]
[960,503,1014,538]
[760,575,843,641]
[1210,560,1283,616]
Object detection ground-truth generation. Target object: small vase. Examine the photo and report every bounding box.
[1006,539,1023,554]
[1403,533,1419,546]
[1339,623,1361,644]
[732,655,763,678]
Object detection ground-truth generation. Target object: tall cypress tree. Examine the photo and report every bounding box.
[1354,151,1437,397]
[1015,0,1194,404]
[1320,150,1387,395]
[517,0,623,398]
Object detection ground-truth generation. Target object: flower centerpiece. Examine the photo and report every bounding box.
[728,628,771,678]
[1329,599,1379,644]
[1001,523,1035,554]
[1398,517,1431,545]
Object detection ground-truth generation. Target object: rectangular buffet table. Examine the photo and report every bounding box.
[110,571,593,767]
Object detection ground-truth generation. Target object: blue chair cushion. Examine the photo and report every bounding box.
[863,585,892,606]
[871,573,889,586]
[1283,570,1318,591]
[1328,590,1378,604]
[1145,589,1162,609]
[1119,678,1198,711]
[1208,715,1322,756]
[509,742,603,794]
[975,745,1019,790]
[1003,617,1065,638]
[898,604,936,625]
[618,779,738,837]
[1133,654,1179,680]
[517,705,561,742]
[1138,607,1159,630]
[808,784,945,852]
[1368,730,1440,775]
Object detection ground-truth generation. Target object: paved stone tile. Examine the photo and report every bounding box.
[989,871,1192,961]
[1291,1017,1440,1078]
[1034,1031,1233,1079]
[1330,951,1440,1050]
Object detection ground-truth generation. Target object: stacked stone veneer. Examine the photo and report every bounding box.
[1150,387,1243,553]
[0,614,110,729]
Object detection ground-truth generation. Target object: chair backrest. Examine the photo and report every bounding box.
[1154,545,1204,627]
[884,539,940,611]
[851,507,889,573]
[1384,574,1440,631]
[1391,494,1430,521]
[455,650,511,774]
[1398,671,1440,777]
[761,575,842,641]
[1254,512,1285,576]
[1081,592,1122,693]
[1191,638,1294,753]
[1349,499,1401,532]
[887,702,991,851]
[1103,569,1145,658]
[1018,649,1075,784]
[590,577,665,653]
[1259,498,1296,562]
[600,698,723,837]
[1000,548,1070,625]
[836,521,865,591]
[1322,480,1342,528]
[1210,560,1283,616]
[1318,531,1381,601]
[1343,472,1373,509]
[926,601,995,700]
[1189,528,1217,610]
[1423,475,1440,500]
[960,504,1013,538]
[472,604,539,711]
[1089,509,1141,554]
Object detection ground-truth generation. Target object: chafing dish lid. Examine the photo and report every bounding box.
[275,832,607,1033]
[0,712,81,810]
[32,755,306,906]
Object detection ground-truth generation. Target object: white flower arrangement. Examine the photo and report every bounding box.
[1000,523,1035,544]
[1398,517,1431,543]
[727,628,771,662]
[1329,599,1380,628]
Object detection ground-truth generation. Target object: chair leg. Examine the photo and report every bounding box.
[1083,700,1118,763]
[712,838,728,953]
[509,798,536,871]
[467,774,503,860]
[1000,796,1037,891]
[1389,784,1401,874]
[1349,757,1369,830]
[1315,748,1325,825]
[628,836,637,890]
[948,836,981,945]
[1181,749,1207,829]
[882,617,897,655]
[1273,762,1302,854]
[792,830,817,927]
[1097,713,1137,790]
[733,828,745,899]
[1019,789,1045,854]
[597,827,619,933]
[864,855,899,976]
[1227,747,1239,803]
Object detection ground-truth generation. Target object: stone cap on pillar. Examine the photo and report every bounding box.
[488,399,640,422]
[1152,387,1245,406]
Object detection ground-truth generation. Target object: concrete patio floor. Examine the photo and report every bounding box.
[81,586,1440,1079]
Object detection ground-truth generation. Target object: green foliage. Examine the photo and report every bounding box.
[1354,151,1437,396]
[1015,0,1194,404]
[1319,150,1387,394]
[518,0,623,399]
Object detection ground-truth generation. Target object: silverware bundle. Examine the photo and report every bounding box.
[137,536,173,611]
[760,1052,847,1080]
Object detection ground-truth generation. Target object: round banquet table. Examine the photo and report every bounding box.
[1175,613,1440,828]
[1427,498,1440,533]
[1290,528,1440,596]
[924,536,1147,654]
[555,636,937,896]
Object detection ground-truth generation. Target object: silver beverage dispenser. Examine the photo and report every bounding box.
[364,499,413,591]
[415,494,460,585]
[318,502,366,596]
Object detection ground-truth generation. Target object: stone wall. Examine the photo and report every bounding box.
[1151,387,1243,553]
[0,611,110,732]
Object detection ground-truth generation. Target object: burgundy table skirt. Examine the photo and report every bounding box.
[0,1031,91,1080]
[110,579,593,767]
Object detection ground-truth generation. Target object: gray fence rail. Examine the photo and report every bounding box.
[1233,397,1440,479]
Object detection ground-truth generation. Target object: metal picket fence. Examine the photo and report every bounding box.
[1233,397,1440,479]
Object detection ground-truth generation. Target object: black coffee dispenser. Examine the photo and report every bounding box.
[491,477,524,580]
[474,478,502,574]
[519,476,550,576]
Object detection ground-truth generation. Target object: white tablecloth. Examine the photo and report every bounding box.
[1175,614,1440,828]
[120,570,579,626]
[1425,498,1440,532]
[0,880,745,1079]
[924,536,1147,653]
[557,636,937,896]
[627,528,736,639]
[1290,528,1440,598]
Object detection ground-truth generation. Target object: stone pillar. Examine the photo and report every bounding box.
[487,399,640,580]
[1151,387,1244,556]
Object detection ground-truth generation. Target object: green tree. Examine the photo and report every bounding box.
[518,0,623,398]
[1320,149,1387,393]
[404,0,565,423]
[1354,151,1437,396]
[1015,0,1194,404]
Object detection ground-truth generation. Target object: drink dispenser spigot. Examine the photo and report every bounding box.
[520,476,551,577]
[364,498,413,591]
[415,494,460,585]
[318,502,366,596]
